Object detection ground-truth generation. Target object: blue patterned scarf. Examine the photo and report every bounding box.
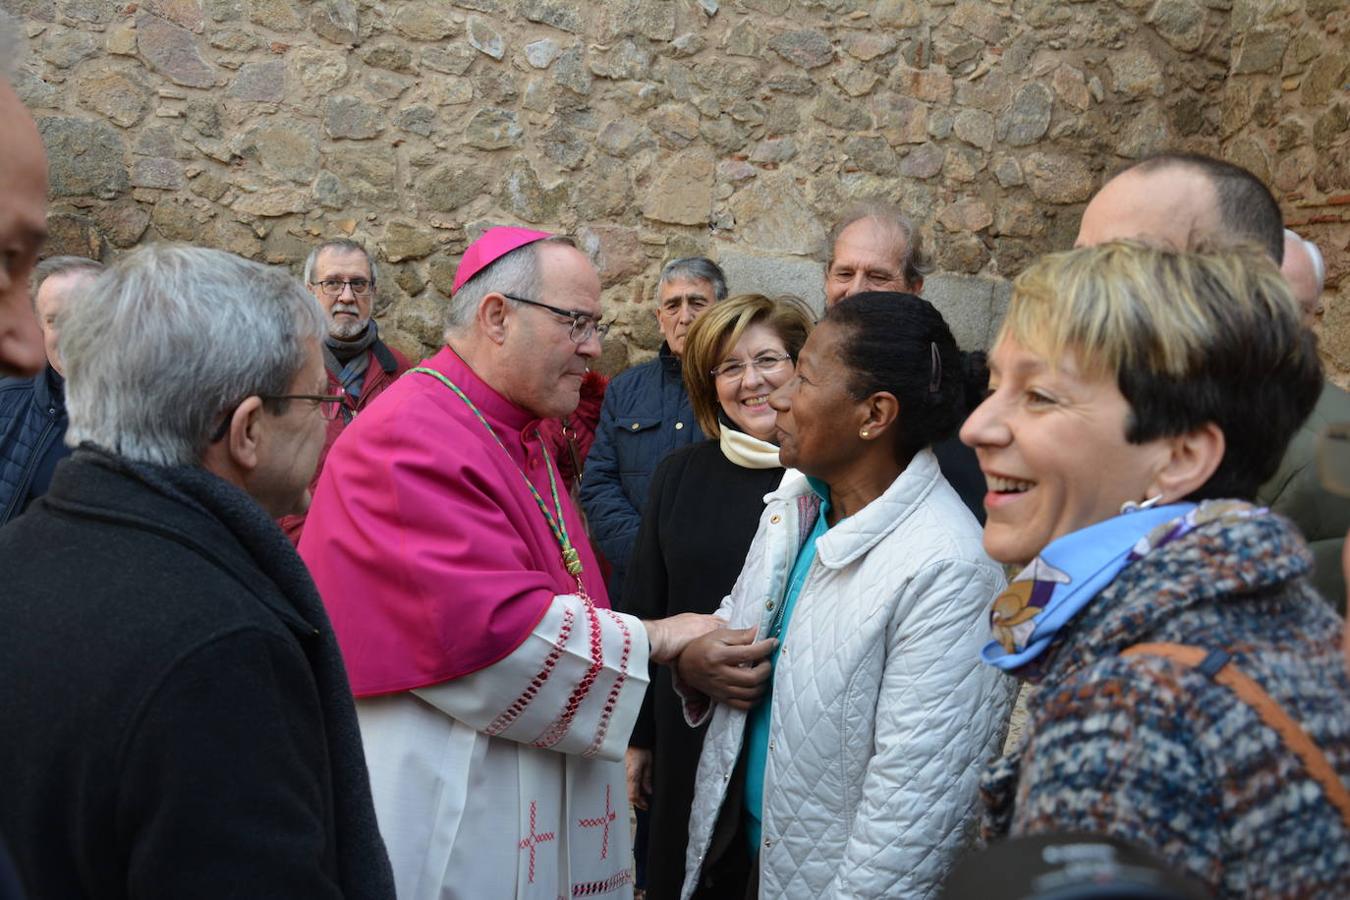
[981,502,1198,676]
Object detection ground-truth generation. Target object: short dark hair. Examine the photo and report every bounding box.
[1132,153,1285,264]
[826,292,987,462]
[31,255,103,308]
[1003,241,1322,500]
[658,257,728,301]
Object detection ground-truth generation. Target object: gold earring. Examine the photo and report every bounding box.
[860,429,870,438]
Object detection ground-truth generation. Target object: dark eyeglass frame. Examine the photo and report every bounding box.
[709,351,794,381]
[500,293,610,344]
[1317,422,1350,498]
[310,279,373,298]
[209,393,346,442]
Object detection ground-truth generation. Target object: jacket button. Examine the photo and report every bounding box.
[675,421,684,430]
[722,772,730,782]
[765,599,775,611]
[769,514,781,524]
[764,838,773,849]
[630,422,640,431]
[769,740,775,751]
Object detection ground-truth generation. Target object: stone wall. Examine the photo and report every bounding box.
[4,0,1345,376]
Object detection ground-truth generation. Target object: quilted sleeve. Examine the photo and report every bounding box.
[826,558,1014,899]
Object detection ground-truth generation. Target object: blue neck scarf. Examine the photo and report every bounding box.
[981,502,1196,675]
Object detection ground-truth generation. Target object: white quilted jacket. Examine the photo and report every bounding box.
[679,449,1014,899]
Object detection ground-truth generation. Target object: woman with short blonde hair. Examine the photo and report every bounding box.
[962,241,1348,897]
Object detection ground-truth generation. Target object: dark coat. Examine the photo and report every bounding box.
[621,440,784,900]
[580,343,703,605]
[0,448,394,900]
[0,365,70,525]
[1257,380,1350,610]
[280,339,410,543]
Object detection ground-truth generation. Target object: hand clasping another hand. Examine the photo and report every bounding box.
[675,626,776,710]
[643,613,725,664]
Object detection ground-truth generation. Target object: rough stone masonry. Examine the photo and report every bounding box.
[6,0,1347,377]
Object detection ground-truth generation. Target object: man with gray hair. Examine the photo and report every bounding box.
[1282,228,1327,323]
[0,14,49,379]
[281,238,410,542]
[0,244,395,898]
[824,200,987,520]
[582,255,728,606]
[0,256,101,526]
[299,227,721,898]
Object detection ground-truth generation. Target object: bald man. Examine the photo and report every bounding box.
[1282,229,1327,323]
[1077,153,1350,609]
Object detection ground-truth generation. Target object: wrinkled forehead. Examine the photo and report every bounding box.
[658,276,715,302]
[313,247,372,279]
[37,269,100,312]
[831,218,907,267]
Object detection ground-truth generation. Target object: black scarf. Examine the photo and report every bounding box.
[324,320,380,403]
[95,447,396,899]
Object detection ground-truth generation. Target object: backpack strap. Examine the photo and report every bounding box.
[1122,641,1350,830]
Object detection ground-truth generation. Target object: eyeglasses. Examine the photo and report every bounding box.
[1317,422,1350,498]
[210,393,346,442]
[311,279,373,298]
[501,293,610,344]
[710,352,793,382]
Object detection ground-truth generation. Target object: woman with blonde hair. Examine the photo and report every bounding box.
[962,241,1350,897]
[621,293,813,899]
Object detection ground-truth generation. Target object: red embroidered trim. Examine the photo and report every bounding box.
[584,608,632,758]
[534,597,603,748]
[576,784,618,860]
[518,800,556,885]
[485,606,575,737]
[571,869,633,896]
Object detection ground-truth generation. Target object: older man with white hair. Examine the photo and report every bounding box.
[300,227,721,899]
[1282,228,1327,323]
[0,244,395,898]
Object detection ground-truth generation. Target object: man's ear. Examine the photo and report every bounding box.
[477,292,511,345]
[224,396,265,474]
[1147,422,1225,502]
[909,275,924,296]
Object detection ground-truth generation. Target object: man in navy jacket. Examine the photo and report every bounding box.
[581,257,726,606]
[0,256,101,526]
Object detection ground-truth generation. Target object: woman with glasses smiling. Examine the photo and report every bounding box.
[621,293,813,900]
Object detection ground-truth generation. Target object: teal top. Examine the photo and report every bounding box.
[743,477,833,852]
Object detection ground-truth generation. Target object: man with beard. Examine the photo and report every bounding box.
[281,239,410,542]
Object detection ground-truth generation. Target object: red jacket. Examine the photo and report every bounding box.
[281,340,412,544]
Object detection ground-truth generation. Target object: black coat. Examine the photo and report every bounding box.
[621,440,783,899]
[0,448,394,899]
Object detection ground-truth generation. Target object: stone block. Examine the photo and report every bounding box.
[95,201,151,247]
[1232,25,1289,75]
[728,173,826,256]
[323,95,384,140]
[393,2,457,40]
[1147,0,1206,52]
[578,225,646,284]
[468,16,505,59]
[463,107,523,150]
[246,0,302,30]
[382,221,439,262]
[38,117,129,200]
[137,12,217,87]
[899,142,944,179]
[922,274,1001,350]
[844,135,898,174]
[641,149,714,226]
[500,157,567,223]
[42,28,100,69]
[526,39,560,68]
[1003,82,1053,146]
[310,0,359,45]
[291,47,349,93]
[233,187,310,216]
[240,122,319,183]
[131,157,185,190]
[768,29,834,69]
[43,213,107,261]
[938,198,994,233]
[1107,49,1165,97]
[718,249,826,316]
[76,68,151,128]
[1023,152,1095,204]
[519,0,586,34]
[360,42,416,73]
[954,108,994,150]
[143,0,205,31]
[228,59,285,102]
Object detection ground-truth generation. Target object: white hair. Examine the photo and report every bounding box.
[302,237,379,286]
[62,244,327,466]
[444,236,575,336]
[1285,228,1326,294]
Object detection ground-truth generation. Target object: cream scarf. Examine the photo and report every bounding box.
[719,427,781,469]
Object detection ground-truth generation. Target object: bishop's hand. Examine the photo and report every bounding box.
[643,613,724,664]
